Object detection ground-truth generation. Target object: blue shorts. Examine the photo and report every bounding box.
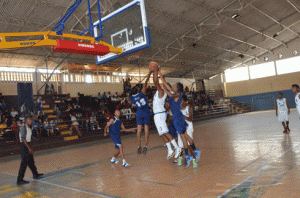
[136,111,151,126]
[111,137,122,149]
[174,120,188,134]
[168,123,177,138]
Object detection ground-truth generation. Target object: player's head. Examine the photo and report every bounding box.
[172,82,183,93]
[278,92,283,99]
[292,84,299,94]
[114,109,121,118]
[131,86,140,95]
[165,100,170,109]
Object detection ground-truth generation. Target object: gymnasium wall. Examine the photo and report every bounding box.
[0,83,18,96]
[225,72,300,110]
[62,83,124,97]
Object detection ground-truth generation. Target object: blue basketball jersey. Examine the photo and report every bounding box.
[130,91,150,114]
[169,92,184,120]
[109,117,122,137]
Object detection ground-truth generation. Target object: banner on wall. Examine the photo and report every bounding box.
[64,63,120,72]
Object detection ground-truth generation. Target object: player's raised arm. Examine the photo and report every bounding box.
[158,69,172,92]
[142,69,153,95]
[162,84,180,99]
[121,123,136,133]
[104,119,114,137]
[153,63,164,98]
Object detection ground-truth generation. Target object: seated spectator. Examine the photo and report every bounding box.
[11,120,18,141]
[66,103,73,112]
[74,102,80,109]
[44,118,50,136]
[10,108,18,119]
[49,120,59,136]
[101,92,107,99]
[107,92,111,99]
[37,97,43,111]
[115,92,118,97]
[97,92,101,100]
[89,112,100,131]
[53,104,60,121]
[0,100,7,110]
[0,120,7,133]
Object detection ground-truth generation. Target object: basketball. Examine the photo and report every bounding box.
[149,61,159,71]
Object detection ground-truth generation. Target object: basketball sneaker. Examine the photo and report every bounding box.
[167,150,175,159]
[192,159,198,168]
[177,157,183,166]
[287,128,291,133]
[123,162,130,167]
[137,147,142,154]
[142,147,147,155]
[173,159,178,163]
[185,155,193,168]
[110,158,119,164]
[193,150,201,162]
[175,148,182,159]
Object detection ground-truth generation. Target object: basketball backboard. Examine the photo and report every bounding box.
[93,0,151,65]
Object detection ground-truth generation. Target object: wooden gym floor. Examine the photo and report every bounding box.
[0,109,300,198]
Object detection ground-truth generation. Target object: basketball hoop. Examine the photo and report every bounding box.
[125,51,142,63]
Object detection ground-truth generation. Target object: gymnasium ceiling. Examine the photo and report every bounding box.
[1,0,300,79]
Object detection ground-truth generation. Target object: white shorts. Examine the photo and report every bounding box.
[278,111,289,122]
[154,112,168,136]
[177,122,193,148]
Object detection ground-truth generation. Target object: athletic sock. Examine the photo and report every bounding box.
[171,139,179,150]
[166,142,172,152]
[191,144,197,150]
[112,157,115,160]
[185,149,189,155]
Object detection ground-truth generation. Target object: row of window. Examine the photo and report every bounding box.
[0,72,33,82]
[225,56,300,83]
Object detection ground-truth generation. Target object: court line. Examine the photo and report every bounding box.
[0,171,119,198]
[217,142,300,198]
[139,179,175,186]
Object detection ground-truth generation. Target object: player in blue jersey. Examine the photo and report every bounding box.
[104,110,136,167]
[165,100,178,140]
[159,69,200,168]
[129,70,152,155]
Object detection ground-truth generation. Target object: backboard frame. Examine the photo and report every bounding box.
[93,0,151,65]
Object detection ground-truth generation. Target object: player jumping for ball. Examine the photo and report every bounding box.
[151,61,181,159]
[104,110,136,167]
[159,69,200,168]
[129,70,152,155]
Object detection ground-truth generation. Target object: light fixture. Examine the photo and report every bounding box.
[278,54,283,59]
[293,51,298,55]
[264,57,269,61]
[252,59,256,64]
[231,13,240,19]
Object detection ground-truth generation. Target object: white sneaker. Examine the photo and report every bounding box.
[123,162,130,167]
[175,148,182,159]
[167,150,175,159]
[110,159,119,164]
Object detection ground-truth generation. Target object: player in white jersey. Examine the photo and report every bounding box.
[275,93,290,133]
[152,62,181,159]
[292,84,300,117]
[176,95,200,166]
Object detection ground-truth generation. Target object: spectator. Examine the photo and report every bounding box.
[89,112,100,131]
[43,118,50,137]
[49,120,59,136]
[0,119,7,133]
[11,120,18,141]
[38,111,46,122]
[37,97,43,111]
[0,100,7,110]
[53,104,60,122]
[69,113,82,138]
[115,92,118,97]
[101,92,107,99]
[50,83,55,95]
[66,104,72,112]
[45,83,49,95]
[74,102,80,109]
[10,108,19,119]
[97,92,101,100]
[185,86,189,93]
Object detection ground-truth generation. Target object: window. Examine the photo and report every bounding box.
[63,74,69,82]
[75,75,84,83]
[225,66,249,83]
[107,75,111,83]
[276,56,300,75]
[41,74,61,82]
[249,62,276,79]
[85,75,93,83]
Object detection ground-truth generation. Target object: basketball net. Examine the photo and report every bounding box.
[125,50,142,64]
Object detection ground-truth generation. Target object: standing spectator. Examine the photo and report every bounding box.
[50,83,55,95]
[37,97,43,112]
[89,112,100,131]
[43,118,50,137]
[45,84,49,95]
[10,108,19,119]
[115,92,118,97]
[11,120,18,141]
[53,104,60,123]
[0,100,7,110]
[97,92,101,100]
[185,86,189,93]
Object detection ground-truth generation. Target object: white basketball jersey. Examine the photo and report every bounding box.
[153,90,167,114]
[181,106,193,127]
[277,98,287,112]
[295,93,300,115]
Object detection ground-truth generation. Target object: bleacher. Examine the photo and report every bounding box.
[0,92,251,158]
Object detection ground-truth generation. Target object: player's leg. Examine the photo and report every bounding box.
[111,144,120,164]
[69,126,73,135]
[143,124,149,154]
[137,125,143,154]
[119,145,130,167]
[286,121,290,132]
[164,132,181,158]
[179,133,194,168]
[75,126,82,137]
[281,121,287,133]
